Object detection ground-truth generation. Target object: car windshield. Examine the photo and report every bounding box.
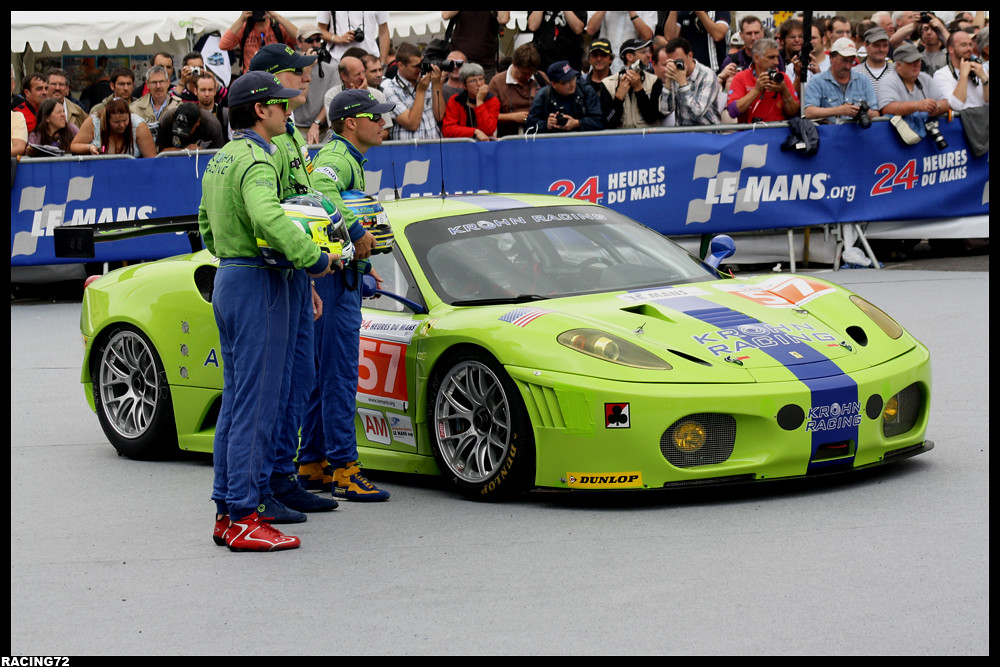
[405,205,717,305]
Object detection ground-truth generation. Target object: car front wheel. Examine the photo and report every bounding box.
[93,325,177,459]
[429,350,535,501]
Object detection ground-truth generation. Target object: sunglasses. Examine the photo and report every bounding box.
[354,112,382,122]
[304,37,323,44]
[264,98,289,109]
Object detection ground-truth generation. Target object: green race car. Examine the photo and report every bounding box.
[79,193,932,500]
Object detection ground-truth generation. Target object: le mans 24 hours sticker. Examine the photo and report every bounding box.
[356,314,417,411]
[714,276,836,308]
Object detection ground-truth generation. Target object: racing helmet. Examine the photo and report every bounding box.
[258,193,355,266]
[341,190,394,254]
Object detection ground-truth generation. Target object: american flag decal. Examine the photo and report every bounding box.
[498,308,550,327]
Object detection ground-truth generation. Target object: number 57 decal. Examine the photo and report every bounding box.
[357,338,408,410]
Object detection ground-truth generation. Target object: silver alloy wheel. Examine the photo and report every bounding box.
[433,360,512,484]
[98,329,159,439]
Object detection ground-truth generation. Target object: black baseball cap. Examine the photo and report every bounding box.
[172,103,201,140]
[328,89,395,121]
[620,38,652,59]
[589,38,613,55]
[249,43,317,74]
[228,71,302,106]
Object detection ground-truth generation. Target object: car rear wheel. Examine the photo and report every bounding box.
[429,350,535,501]
[93,325,177,459]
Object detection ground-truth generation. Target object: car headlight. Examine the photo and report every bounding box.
[850,295,903,340]
[557,329,671,370]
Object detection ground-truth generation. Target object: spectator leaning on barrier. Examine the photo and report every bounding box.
[71,97,156,158]
[442,62,500,140]
[383,42,445,141]
[46,68,88,130]
[14,73,48,133]
[726,38,800,123]
[855,27,895,97]
[658,37,722,126]
[877,42,948,139]
[26,98,79,156]
[489,43,546,138]
[323,55,394,142]
[933,29,989,111]
[603,39,663,129]
[220,11,299,74]
[526,60,603,134]
[803,38,880,124]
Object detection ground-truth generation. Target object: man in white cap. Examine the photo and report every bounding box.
[803,37,880,123]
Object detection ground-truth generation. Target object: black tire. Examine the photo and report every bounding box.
[92,325,177,460]
[428,349,535,501]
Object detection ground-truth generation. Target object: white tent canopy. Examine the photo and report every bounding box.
[11,11,531,55]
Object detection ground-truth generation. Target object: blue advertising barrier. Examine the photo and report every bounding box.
[11,120,988,267]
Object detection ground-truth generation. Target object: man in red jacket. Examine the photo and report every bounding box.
[442,62,499,140]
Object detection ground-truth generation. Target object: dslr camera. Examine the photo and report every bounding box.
[924,119,948,150]
[767,68,785,84]
[421,58,460,74]
[854,100,871,129]
[352,26,365,42]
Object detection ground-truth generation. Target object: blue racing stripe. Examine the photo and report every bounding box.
[644,290,858,471]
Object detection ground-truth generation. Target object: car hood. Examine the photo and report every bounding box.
[429,274,918,384]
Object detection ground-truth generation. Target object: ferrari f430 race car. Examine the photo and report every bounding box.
[77,194,932,500]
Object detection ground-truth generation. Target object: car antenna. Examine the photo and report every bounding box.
[438,125,447,199]
[391,160,400,201]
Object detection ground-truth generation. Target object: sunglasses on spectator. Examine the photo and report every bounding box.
[304,37,323,44]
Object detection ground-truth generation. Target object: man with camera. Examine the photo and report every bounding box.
[878,43,948,132]
[293,25,338,144]
[383,42,445,140]
[657,37,721,126]
[726,38,800,123]
[321,54,393,142]
[932,29,989,111]
[526,60,603,133]
[219,11,300,74]
[602,39,663,129]
[316,11,390,68]
[803,38,880,125]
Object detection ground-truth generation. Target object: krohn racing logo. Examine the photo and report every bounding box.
[685,144,855,225]
[806,401,862,432]
[692,322,838,357]
[13,176,154,258]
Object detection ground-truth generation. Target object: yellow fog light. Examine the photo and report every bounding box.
[673,421,706,452]
[883,395,899,424]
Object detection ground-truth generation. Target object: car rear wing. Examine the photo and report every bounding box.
[53,215,202,259]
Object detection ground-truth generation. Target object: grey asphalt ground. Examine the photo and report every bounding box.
[10,257,988,656]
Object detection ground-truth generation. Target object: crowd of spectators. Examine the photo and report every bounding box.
[11,10,990,158]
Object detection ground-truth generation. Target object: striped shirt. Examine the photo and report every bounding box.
[382,74,441,141]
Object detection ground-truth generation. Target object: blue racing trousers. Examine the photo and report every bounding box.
[298,268,363,468]
[211,258,294,519]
